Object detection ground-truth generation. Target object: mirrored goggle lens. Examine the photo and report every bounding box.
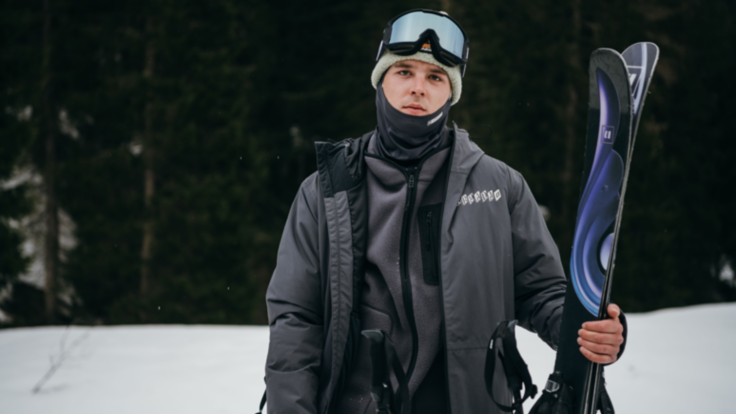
[387,12,466,61]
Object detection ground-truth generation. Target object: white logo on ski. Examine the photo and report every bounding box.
[628,72,638,86]
[601,125,615,144]
[627,43,650,114]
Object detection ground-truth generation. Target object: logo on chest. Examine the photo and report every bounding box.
[458,189,503,206]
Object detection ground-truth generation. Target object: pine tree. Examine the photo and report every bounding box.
[0,2,35,319]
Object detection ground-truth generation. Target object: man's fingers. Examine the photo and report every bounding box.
[578,326,623,365]
[579,345,617,364]
[581,303,622,331]
[577,303,624,364]
[578,328,624,345]
[578,336,620,357]
[580,319,622,334]
[578,333,620,364]
[607,303,621,319]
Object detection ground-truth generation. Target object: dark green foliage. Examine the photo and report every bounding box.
[1,0,734,325]
[613,1,736,310]
[0,0,35,306]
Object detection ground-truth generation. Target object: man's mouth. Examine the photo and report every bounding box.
[403,103,426,112]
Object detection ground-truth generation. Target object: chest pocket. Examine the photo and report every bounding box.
[418,203,442,286]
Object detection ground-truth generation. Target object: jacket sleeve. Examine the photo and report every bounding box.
[265,174,324,413]
[507,169,567,349]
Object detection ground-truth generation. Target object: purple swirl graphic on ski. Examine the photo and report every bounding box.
[570,69,625,316]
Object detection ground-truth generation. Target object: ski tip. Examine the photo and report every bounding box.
[622,41,660,55]
[590,48,626,66]
[592,47,623,56]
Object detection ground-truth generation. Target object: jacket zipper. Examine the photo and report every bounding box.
[400,165,420,388]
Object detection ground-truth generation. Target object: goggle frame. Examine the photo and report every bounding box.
[377,9,469,76]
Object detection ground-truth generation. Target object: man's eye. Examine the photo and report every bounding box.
[397,70,411,76]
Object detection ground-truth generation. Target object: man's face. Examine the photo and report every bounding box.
[381,59,452,116]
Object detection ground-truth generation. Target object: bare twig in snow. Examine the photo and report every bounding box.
[31,325,90,394]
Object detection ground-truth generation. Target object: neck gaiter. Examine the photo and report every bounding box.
[375,84,451,162]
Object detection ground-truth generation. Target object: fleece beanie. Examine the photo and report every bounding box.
[371,50,463,105]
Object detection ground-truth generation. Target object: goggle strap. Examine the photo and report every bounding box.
[375,40,385,62]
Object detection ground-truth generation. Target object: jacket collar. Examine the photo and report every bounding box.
[448,124,485,175]
[314,124,484,196]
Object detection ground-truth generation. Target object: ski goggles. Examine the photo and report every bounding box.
[376,9,469,76]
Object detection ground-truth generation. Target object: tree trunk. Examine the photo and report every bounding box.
[560,0,583,252]
[140,17,156,300]
[41,0,59,323]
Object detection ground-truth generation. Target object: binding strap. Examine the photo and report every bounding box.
[485,320,538,413]
[529,371,616,414]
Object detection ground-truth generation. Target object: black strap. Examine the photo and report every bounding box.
[256,389,266,414]
[363,329,411,413]
[599,383,615,413]
[485,320,538,413]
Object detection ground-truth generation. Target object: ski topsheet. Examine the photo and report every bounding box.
[530,42,659,414]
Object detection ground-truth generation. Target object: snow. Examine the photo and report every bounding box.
[0,303,734,413]
[518,303,736,413]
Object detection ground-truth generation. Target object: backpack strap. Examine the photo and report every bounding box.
[485,320,538,413]
[363,329,411,413]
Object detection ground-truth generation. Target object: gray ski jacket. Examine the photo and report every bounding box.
[265,127,567,413]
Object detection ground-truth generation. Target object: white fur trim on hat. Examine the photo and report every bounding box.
[371,51,463,105]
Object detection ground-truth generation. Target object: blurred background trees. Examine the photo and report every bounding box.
[1,0,734,326]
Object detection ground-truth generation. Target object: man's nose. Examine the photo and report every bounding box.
[410,77,426,96]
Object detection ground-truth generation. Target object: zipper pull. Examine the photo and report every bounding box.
[406,166,418,189]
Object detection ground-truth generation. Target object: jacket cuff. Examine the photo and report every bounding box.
[617,311,628,360]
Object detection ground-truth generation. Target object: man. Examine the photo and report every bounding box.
[265,9,625,413]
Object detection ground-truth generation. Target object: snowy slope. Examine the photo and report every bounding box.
[518,302,735,413]
[0,303,733,413]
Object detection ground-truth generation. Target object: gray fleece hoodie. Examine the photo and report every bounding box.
[333,136,451,413]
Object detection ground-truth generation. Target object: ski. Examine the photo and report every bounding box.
[530,42,659,414]
[622,42,660,158]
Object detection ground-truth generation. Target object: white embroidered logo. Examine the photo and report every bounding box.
[427,111,444,126]
[458,189,502,206]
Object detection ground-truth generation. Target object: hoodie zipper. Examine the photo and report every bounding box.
[366,142,451,405]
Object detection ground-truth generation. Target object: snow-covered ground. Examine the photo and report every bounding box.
[0,303,733,413]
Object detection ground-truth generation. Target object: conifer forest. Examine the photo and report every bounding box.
[1,0,734,326]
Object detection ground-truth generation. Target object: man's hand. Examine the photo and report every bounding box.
[577,303,625,364]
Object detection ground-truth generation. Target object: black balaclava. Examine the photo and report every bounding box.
[375,81,451,162]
